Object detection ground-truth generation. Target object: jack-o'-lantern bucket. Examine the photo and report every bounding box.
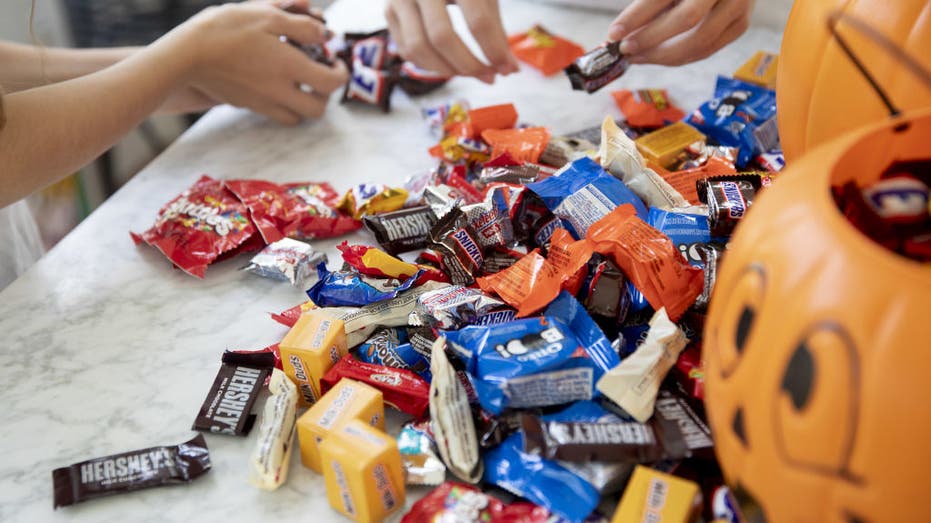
[703,5,931,522]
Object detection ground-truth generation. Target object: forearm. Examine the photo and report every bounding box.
[0,42,139,92]
[0,41,191,207]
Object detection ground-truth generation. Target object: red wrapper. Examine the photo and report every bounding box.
[283,182,362,240]
[131,175,256,278]
[270,300,315,327]
[321,355,430,418]
[224,180,292,244]
[402,482,551,523]
[675,344,704,401]
[337,242,449,285]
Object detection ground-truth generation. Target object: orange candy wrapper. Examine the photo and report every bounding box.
[468,104,519,138]
[477,229,592,317]
[481,127,551,164]
[659,156,737,205]
[508,25,585,76]
[586,205,704,321]
[611,89,685,129]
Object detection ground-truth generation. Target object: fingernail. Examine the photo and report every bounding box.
[619,39,637,55]
[610,24,626,40]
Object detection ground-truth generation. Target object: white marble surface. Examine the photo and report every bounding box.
[0,0,786,521]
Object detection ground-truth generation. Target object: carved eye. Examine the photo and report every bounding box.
[714,264,766,378]
[774,322,860,478]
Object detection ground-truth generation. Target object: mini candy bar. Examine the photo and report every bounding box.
[580,254,630,323]
[322,355,430,418]
[249,368,298,490]
[52,435,211,508]
[756,149,785,172]
[734,51,778,88]
[319,419,406,523]
[339,183,408,220]
[356,328,432,382]
[306,263,422,307]
[663,156,737,205]
[566,41,630,93]
[407,326,438,357]
[193,352,273,436]
[362,205,437,255]
[430,338,483,483]
[131,175,256,278]
[520,414,690,464]
[596,308,689,423]
[462,186,517,249]
[343,59,396,112]
[412,284,508,330]
[279,310,348,407]
[478,162,541,187]
[697,175,761,237]
[539,135,597,168]
[586,205,704,321]
[508,25,585,76]
[397,420,446,485]
[612,89,686,129]
[243,237,326,286]
[297,378,385,473]
[481,126,551,164]
[430,208,485,286]
[338,242,447,284]
[402,482,554,522]
[611,466,702,523]
[654,388,713,458]
[283,181,361,240]
[482,244,530,275]
[635,122,706,169]
[694,243,725,311]
[398,61,450,95]
[467,103,519,137]
[528,156,648,239]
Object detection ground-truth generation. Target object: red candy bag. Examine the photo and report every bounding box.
[284,182,362,239]
[402,482,551,523]
[612,89,686,128]
[508,25,585,76]
[224,179,292,244]
[131,175,256,278]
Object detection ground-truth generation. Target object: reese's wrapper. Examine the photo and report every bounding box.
[362,205,437,255]
[193,352,274,436]
[508,25,585,76]
[52,434,211,508]
[565,41,629,93]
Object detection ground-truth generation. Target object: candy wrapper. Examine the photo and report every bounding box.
[402,482,553,523]
[243,238,326,286]
[342,59,396,112]
[430,338,483,483]
[399,61,450,95]
[540,135,597,169]
[422,99,470,138]
[566,41,629,94]
[612,89,685,129]
[284,182,361,240]
[52,435,211,508]
[596,308,688,422]
[131,175,256,278]
[578,253,630,324]
[635,121,707,170]
[224,179,296,244]
[529,156,647,239]
[362,205,437,255]
[697,175,762,237]
[337,242,447,284]
[321,355,430,418]
[481,127,551,164]
[305,263,422,307]
[339,183,408,219]
[429,207,486,286]
[192,351,274,436]
[444,292,619,414]
[397,420,446,486]
[685,76,778,167]
[508,25,585,76]
[249,368,298,490]
[586,205,704,321]
[462,185,517,250]
[356,327,432,381]
[663,156,738,205]
[412,285,511,330]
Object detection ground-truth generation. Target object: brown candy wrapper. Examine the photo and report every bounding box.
[430,208,485,286]
[362,205,437,255]
[566,41,630,93]
[52,435,211,508]
[697,175,761,237]
[192,352,274,436]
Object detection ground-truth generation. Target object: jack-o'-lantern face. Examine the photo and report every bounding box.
[703,111,931,523]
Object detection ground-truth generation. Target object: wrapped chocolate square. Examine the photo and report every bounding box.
[565,41,629,93]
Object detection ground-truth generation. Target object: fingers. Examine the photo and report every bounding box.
[458,0,519,74]
[386,0,457,76]
[288,51,349,95]
[276,86,331,120]
[617,0,717,56]
[267,8,330,46]
[608,0,677,41]
[416,0,496,80]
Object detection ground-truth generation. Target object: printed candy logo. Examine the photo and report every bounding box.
[451,229,483,268]
[162,196,239,236]
[720,182,747,219]
[493,327,565,362]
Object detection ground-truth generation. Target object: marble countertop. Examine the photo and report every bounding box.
[0,1,785,520]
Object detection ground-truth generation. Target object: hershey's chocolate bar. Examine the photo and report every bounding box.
[363,205,437,255]
[192,352,273,436]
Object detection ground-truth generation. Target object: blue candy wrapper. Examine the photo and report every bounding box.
[528,157,647,239]
[444,292,619,414]
[685,76,777,167]
[306,263,422,307]
[483,433,601,523]
[355,328,433,381]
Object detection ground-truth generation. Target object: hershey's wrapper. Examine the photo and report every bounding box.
[249,369,298,490]
[429,337,482,483]
[362,205,437,255]
[192,352,274,436]
[52,435,211,508]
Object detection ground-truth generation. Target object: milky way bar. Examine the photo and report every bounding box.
[52,434,211,508]
[192,352,273,436]
[566,41,629,93]
[363,205,437,255]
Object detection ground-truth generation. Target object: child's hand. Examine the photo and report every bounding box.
[384,0,519,83]
[163,2,348,125]
[608,0,753,66]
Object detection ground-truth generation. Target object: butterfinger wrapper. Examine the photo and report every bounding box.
[565,41,629,93]
[249,368,298,490]
[362,205,437,255]
[430,338,483,483]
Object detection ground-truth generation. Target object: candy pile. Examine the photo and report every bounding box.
[95,49,790,521]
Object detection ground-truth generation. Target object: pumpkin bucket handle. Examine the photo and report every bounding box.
[828,10,931,121]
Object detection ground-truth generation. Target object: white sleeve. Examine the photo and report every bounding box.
[0,200,45,290]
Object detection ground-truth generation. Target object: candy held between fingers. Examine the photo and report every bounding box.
[566,41,630,94]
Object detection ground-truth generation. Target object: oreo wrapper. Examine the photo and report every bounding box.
[321,355,430,418]
[462,186,516,249]
[398,420,446,485]
[399,61,450,95]
[412,284,510,330]
[697,175,761,237]
[356,327,432,381]
[429,208,485,286]
[242,237,326,286]
[306,263,422,307]
[520,414,690,463]
[565,41,629,94]
[342,59,396,112]
[192,352,274,436]
[52,435,211,508]
[363,205,437,255]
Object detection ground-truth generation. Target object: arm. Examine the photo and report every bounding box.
[0,3,348,208]
[0,42,137,92]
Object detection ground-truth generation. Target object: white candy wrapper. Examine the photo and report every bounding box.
[429,337,483,483]
[249,369,298,490]
[596,308,688,423]
[598,116,688,209]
